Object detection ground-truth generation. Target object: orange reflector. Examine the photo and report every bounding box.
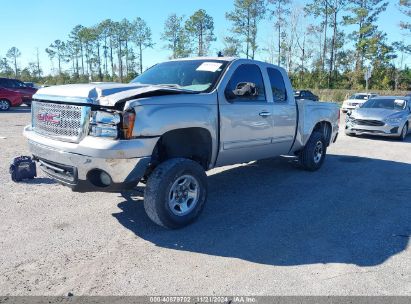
[122,112,135,139]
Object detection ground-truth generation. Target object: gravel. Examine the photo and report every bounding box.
[0,108,410,296]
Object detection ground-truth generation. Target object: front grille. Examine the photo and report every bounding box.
[32,101,90,143]
[352,119,385,127]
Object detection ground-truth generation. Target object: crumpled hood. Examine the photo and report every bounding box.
[352,108,404,120]
[33,82,192,106]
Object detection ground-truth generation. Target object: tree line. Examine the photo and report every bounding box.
[0,0,410,91]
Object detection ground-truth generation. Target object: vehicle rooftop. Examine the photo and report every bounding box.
[169,56,238,62]
[372,95,409,99]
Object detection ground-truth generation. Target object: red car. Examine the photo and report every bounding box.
[0,88,24,111]
[0,77,37,111]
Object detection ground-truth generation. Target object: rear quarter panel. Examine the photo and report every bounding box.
[291,100,340,153]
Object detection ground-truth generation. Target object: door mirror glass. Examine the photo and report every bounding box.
[394,99,405,109]
[232,82,258,97]
[224,64,266,102]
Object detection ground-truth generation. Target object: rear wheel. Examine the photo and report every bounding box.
[299,131,327,171]
[144,158,208,229]
[0,99,11,111]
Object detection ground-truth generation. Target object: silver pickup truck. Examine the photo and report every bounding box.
[24,57,339,228]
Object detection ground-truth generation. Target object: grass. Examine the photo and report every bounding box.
[309,89,409,104]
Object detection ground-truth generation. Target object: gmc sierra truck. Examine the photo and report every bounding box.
[24,58,339,228]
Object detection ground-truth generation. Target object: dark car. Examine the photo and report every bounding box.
[0,88,24,110]
[294,90,319,101]
[0,77,37,106]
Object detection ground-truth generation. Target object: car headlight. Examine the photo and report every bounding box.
[89,111,121,138]
[384,117,403,124]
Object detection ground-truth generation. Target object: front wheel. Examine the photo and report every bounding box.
[144,158,208,229]
[399,123,408,141]
[0,99,11,111]
[299,131,327,171]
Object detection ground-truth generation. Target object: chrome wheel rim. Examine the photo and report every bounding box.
[0,100,9,110]
[168,174,200,216]
[313,140,323,164]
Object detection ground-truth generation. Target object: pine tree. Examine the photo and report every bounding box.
[226,0,266,59]
[185,9,215,56]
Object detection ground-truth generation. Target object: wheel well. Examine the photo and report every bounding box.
[151,128,212,171]
[313,121,332,146]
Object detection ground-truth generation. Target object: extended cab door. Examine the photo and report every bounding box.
[266,67,297,153]
[216,63,276,166]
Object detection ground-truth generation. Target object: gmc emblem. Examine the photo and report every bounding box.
[37,112,61,124]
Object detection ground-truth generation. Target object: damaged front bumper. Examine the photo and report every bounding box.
[24,126,157,192]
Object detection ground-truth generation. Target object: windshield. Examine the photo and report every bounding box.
[350,94,368,100]
[131,60,228,92]
[361,98,406,111]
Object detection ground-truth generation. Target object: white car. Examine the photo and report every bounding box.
[341,93,378,113]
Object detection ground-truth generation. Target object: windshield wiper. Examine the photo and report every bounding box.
[156,83,183,89]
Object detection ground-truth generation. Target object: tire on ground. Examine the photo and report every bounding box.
[144,158,208,229]
[299,131,327,171]
[0,99,11,111]
[398,123,408,141]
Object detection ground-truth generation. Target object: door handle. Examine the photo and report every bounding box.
[259,111,272,117]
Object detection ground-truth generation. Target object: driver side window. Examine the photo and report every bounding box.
[225,64,266,102]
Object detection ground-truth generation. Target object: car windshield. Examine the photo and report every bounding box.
[350,94,368,100]
[131,60,228,92]
[361,98,406,111]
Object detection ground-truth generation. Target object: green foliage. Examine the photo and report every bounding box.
[226,0,266,59]
[132,17,154,73]
[185,9,215,56]
[162,14,191,59]
[399,0,411,32]
[6,47,21,77]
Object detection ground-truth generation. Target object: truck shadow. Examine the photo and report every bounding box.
[113,155,410,267]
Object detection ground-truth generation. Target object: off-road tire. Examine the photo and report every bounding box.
[299,131,327,171]
[144,158,208,229]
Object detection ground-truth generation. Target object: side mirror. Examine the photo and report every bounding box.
[232,82,258,97]
[394,99,405,108]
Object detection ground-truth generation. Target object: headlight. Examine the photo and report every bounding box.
[384,117,402,124]
[89,111,120,138]
[92,111,121,125]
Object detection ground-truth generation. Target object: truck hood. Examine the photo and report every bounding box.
[33,82,194,107]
